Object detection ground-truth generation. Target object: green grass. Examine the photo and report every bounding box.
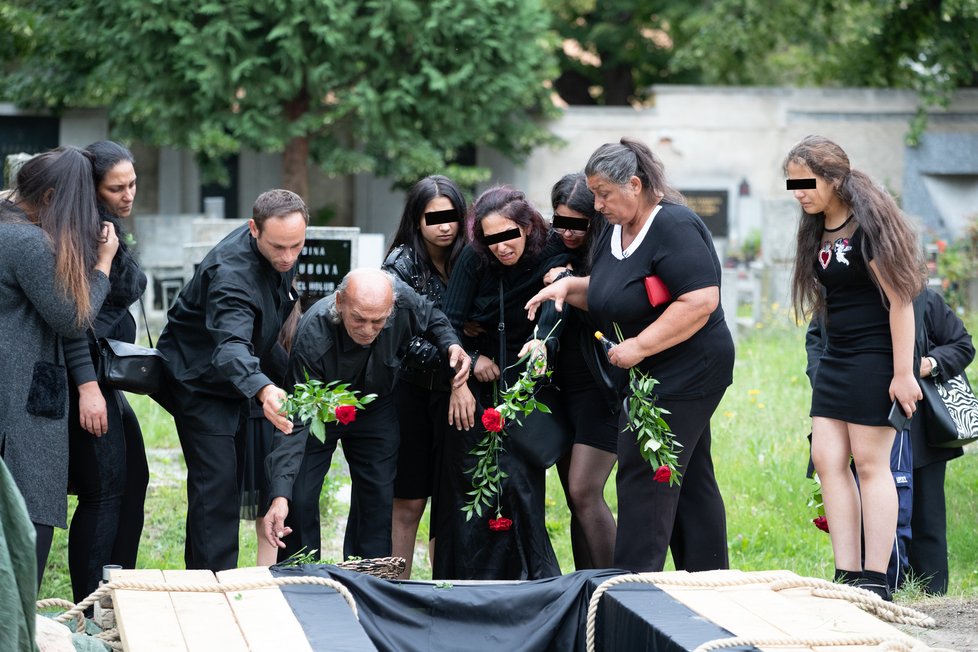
[38,321,978,601]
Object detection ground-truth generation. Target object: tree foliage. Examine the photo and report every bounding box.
[5,0,559,193]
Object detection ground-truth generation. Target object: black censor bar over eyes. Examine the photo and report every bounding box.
[786,178,817,190]
[424,209,460,225]
[482,228,522,245]
[552,214,590,232]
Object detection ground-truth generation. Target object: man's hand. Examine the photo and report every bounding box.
[473,355,500,383]
[259,384,293,434]
[448,383,476,431]
[78,381,108,436]
[263,497,293,549]
[447,344,470,389]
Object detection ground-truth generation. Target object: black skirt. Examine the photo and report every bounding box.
[810,350,893,427]
[239,402,275,520]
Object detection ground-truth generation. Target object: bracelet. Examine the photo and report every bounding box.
[469,351,479,373]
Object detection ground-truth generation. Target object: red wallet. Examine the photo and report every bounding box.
[644,275,672,307]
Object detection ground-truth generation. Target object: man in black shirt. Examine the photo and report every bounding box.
[263,268,468,561]
[154,189,307,571]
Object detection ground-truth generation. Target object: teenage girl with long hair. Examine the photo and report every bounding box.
[786,135,925,600]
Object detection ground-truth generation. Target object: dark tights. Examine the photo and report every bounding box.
[34,522,54,588]
[68,386,147,603]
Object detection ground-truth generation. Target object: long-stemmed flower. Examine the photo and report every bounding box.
[281,372,377,442]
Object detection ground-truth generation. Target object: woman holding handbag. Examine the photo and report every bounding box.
[525,138,735,574]
[382,175,467,578]
[0,147,116,585]
[541,173,619,570]
[433,185,573,580]
[63,141,149,604]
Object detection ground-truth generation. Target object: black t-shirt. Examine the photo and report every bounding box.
[587,201,734,399]
[815,227,890,355]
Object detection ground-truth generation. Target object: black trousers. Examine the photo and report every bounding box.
[614,390,729,572]
[909,460,950,594]
[280,399,399,562]
[154,382,243,572]
[68,386,148,603]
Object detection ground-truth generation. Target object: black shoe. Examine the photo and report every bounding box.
[833,568,861,585]
[855,571,893,602]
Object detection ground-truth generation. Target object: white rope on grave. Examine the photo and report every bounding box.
[584,572,942,652]
[39,575,358,640]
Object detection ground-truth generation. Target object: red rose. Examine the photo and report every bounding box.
[653,465,671,483]
[812,516,829,533]
[335,404,356,425]
[489,516,512,531]
[481,407,504,433]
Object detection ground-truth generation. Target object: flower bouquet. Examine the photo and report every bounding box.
[598,325,682,485]
[281,372,377,443]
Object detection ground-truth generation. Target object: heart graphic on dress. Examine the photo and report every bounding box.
[818,249,831,269]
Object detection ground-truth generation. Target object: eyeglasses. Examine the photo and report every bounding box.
[552,214,589,234]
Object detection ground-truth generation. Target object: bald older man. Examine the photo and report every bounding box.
[264,268,468,561]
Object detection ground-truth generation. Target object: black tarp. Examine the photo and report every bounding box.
[271,565,757,652]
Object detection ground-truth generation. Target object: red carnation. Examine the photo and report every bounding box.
[653,465,671,483]
[489,516,512,532]
[481,407,504,433]
[812,516,829,533]
[335,405,356,425]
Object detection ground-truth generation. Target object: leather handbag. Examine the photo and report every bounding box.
[506,383,573,468]
[495,279,573,468]
[96,296,166,395]
[921,371,978,448]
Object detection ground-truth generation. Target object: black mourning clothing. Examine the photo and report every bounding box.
[153,224,298,571]
[266,281,461,561]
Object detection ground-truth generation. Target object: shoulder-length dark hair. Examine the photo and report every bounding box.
[387,175,467,281]
[550,172,607,273]
[15,147,101,327]
[785,135,925,320]
[584,137,685,206]
[471,185,548,269]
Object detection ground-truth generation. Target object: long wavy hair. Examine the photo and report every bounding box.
[584,137,685,206]
[387,174,467,282]
[15,147,101,327]
[470,185,549,269]
[550,172,607,273]
[785,135,925,320]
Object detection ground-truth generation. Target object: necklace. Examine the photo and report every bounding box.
[823,215,853,233]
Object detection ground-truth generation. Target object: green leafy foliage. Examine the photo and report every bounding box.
[281,372,376,443]
[4,0,559,188]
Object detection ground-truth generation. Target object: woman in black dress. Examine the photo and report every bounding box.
[526,138,735,573]
[786,135,925,600]
[62,141,147,602]
[382,175,467,578]
[541,173,618,569]
[433,185,572,580]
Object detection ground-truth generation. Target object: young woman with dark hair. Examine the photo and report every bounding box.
[540,173,618,570]
[526,138,735,574]
[0,146,117,585]
[62,140,150,604]
[432,185,574,580]
[786,135,926,600]
[382,175,467,578]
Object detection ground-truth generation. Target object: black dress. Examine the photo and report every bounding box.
[432,235,573,580]
[809,225,893,426]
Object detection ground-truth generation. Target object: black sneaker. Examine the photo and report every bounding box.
[833,568,861,585]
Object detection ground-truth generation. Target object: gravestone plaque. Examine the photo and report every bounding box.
[682,189,728,238]
[295,227,360,310]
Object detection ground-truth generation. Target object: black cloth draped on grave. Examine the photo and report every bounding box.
[270,565,756,652]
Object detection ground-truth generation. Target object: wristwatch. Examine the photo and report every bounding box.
[926,356,940,377]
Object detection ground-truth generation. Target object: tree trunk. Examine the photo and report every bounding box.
[281,89,311,200]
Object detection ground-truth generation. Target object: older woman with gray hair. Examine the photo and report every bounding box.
[526,137,735,572]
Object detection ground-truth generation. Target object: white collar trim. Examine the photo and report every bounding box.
[611,204,662,260]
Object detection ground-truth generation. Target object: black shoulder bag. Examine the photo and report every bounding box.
[496,279,572,468]
[97,296,167,395]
